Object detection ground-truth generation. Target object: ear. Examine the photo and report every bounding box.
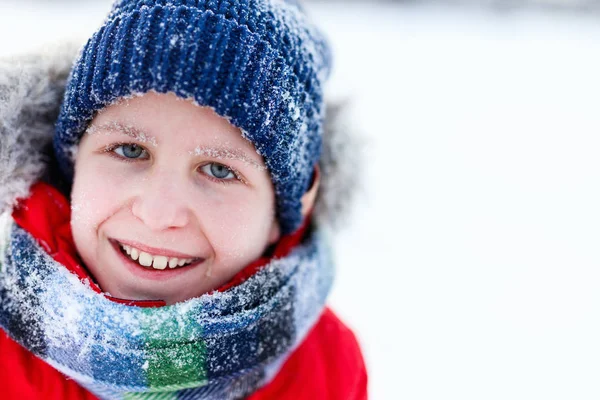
[267,165,320,244]
[300,164,321,219]
[268,219,281,245]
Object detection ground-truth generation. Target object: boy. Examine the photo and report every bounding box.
[0,0,367,398]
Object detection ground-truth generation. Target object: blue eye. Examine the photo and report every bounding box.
[112,144,148,159]
[201,163,236,181]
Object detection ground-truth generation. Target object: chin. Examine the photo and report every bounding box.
[103,278,204,304]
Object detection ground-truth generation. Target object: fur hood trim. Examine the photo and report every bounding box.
[0,41,361,230]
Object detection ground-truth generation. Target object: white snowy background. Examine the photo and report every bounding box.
[1,1,599,399]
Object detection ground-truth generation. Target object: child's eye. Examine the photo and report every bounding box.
[200,163,237,181]
[112,143,149,160]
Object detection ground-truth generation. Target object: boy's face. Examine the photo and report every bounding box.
[70,91,280,305]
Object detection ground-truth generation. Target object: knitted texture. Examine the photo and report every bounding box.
[0,186,334,399]
[54,0,333,234]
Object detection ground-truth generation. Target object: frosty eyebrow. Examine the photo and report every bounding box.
[191,146,266,171]
[85,122,158,146]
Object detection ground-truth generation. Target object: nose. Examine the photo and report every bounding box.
[131,170,191,231]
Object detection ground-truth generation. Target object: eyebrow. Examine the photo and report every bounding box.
[85,122,158,146]
[191,146,266,170]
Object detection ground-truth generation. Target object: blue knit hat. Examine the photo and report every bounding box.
[54,0,332,235]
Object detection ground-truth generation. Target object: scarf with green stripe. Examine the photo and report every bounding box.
[0,220,334,399]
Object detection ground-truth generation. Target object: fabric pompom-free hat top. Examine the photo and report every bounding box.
[54,0,333,235]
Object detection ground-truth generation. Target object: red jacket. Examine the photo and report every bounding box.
[0,183,368,399]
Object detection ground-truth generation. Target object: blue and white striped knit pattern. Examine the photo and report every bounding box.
[53,0,333,235]
[0,222,334,399]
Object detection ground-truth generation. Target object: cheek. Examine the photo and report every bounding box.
[199,190,276,265]
[70,159,132,238]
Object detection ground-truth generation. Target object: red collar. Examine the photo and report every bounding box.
[12,182,308,308]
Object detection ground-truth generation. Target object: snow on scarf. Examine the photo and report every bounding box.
[0,184,335,400]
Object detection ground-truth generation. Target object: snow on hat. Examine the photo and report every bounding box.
[54,0,332,234]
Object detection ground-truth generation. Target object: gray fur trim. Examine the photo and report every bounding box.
[0,42,362,230]
[0,211,11,269]
[0,41,81,215]
[316,97,366,231]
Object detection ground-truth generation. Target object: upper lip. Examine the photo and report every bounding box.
[111,238,202,259]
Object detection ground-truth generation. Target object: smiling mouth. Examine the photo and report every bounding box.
[113,240,203,271]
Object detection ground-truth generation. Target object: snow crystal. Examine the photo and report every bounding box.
[290,102,300,121]
[66,143,79,164]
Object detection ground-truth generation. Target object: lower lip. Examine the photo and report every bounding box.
[109,239,203,281]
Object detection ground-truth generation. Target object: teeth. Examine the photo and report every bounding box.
[153,256,168,270]
[138,252,153,267]
[119,243,196,270]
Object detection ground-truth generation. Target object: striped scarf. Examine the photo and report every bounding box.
[0,219,334,399]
